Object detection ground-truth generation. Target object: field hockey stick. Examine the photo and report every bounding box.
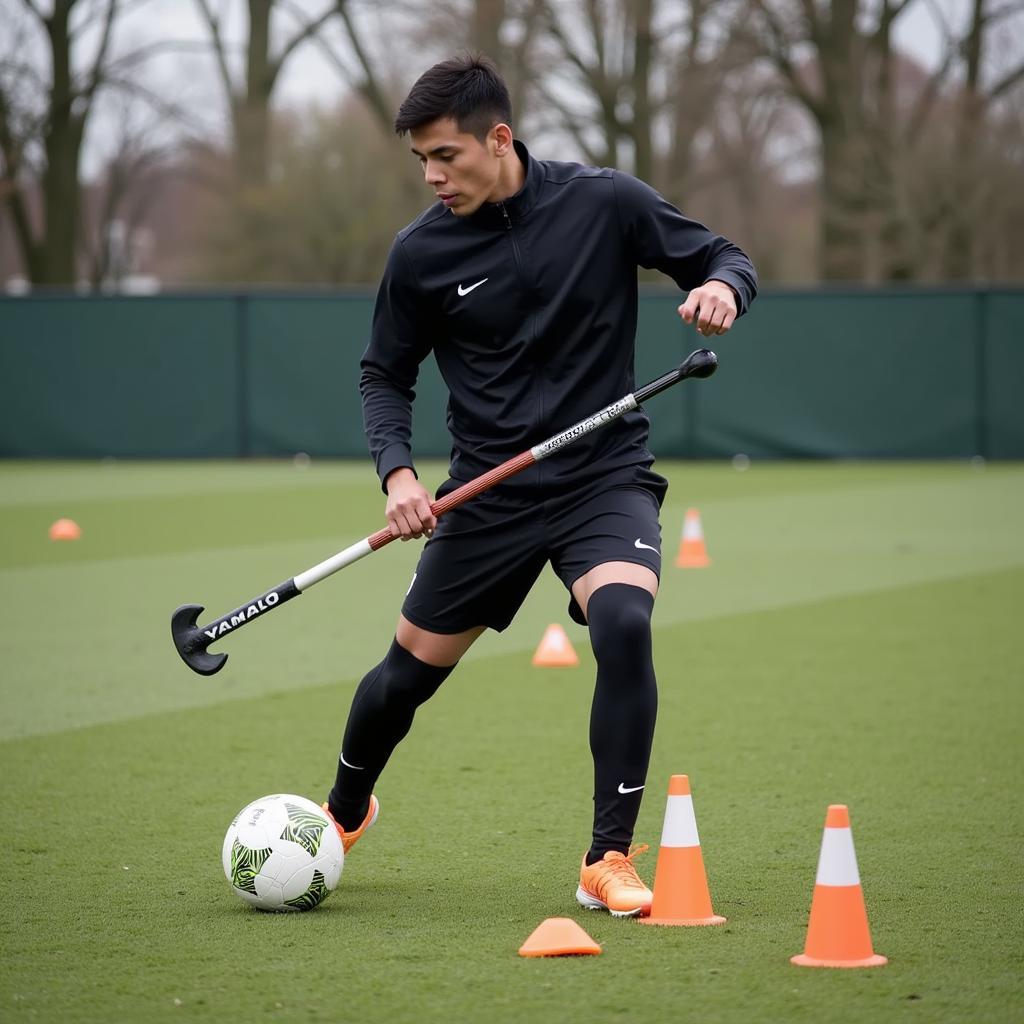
[171,347,718,676]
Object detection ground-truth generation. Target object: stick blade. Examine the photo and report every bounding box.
[171,604,229,676]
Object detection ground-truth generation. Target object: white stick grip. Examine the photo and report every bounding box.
[295,537,374,591]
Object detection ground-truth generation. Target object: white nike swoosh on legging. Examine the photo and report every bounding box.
[618,783,645,794]
[634,538,659,553]
[340,753,365,770]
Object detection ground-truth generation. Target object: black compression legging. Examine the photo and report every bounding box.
[328,638,455,831]
[586,583,658,862]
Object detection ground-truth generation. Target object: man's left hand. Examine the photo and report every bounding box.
[678,280,738,336]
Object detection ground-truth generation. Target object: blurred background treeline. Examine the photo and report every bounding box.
[1,0,1022,293]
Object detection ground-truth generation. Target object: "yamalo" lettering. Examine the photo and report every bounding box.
[204,592,280,640]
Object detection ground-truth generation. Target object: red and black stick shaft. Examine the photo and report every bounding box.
[171,347,717,676]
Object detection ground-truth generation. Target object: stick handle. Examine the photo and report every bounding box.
[293,349,718,592]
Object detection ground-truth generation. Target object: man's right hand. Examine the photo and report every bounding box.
[384,468,437,541]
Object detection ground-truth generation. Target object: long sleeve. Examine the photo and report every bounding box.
[611,171,758,315]
[359,237,435,490]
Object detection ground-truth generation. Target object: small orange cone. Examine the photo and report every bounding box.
[518,917,601,957]
[674,508,710,567]
[49,518,81,541]
[639,775,725,926]
[531,624,579,667]
[791,805,887,968]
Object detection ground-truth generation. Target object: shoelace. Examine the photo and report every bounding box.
[593,843,650,895]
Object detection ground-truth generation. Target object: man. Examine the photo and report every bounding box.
[324,55,756,917]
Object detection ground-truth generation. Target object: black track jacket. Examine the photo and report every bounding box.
[360,140,757,493]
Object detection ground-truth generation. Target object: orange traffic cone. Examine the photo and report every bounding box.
[532,624,579,667]
[674,508,710,567]
[49,518,81,541]
[639,775,725,926]
[518,917,601,957]
[791,805,887,968]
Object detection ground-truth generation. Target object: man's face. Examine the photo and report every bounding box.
[409,118,503,217]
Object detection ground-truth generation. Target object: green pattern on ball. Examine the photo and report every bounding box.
[281,803,327,857]
[230,840,271,894]
[284,870,329,911]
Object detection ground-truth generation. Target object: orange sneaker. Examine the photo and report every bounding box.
[321,795,379,854]
[576,845,653,918]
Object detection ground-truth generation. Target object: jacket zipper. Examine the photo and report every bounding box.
[500,202,524,280]
[500,201,544,488]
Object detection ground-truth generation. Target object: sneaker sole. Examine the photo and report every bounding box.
[575,884,645,919]
[365,796,380,831]
[336,796,381,854]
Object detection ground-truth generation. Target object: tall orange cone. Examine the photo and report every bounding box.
[518,917,601,957]
[791,805,887,968]
[532,624,579,667]
[639,775,725,926]
[48,518,81,541]
[674,508,710,567]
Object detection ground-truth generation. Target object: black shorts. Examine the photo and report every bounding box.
[401,467,668,633]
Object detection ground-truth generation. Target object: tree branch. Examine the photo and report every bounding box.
[978,0,1024,29]
[902,33,958,144]
[585,0,607,78]
[533,80,604,165]
[334,0,393,132]
[749,0,824,119]
[881,0,915,24]
[544,2,620,135]
[543,6,597,88]
[0,82,39,272]
[83,0,119,103]
[18,0,45,23]
[194,0,236,101]
[303,2,392,135]
[101,39,212,76]
[796,0,820,44]
[68,0,150,40]
[272,2,338,77]
[869,0,916,49]
[988,59,1024,99]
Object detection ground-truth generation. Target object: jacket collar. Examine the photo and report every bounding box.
[467,140,543,229]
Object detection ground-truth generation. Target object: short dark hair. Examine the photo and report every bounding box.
[394,54,512,141]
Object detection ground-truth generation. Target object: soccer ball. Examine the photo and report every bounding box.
[222,794,344,912]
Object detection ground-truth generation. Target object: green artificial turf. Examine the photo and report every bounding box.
[1,460,1022,1023]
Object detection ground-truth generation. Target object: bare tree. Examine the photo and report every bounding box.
[0,0,120,285]
[660,0,754,201]
[941,0,1024,279]
[195,0,336,187]
[747,0,926,280]
[470,0,548,122]
[690,63,804,277]
[535,0,635,169]
[194,0,407,188]
[82,98,169,289]
[533,1,745,190]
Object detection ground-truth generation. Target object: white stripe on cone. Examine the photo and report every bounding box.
[659,794,701,848]
[815,827,861,887]
[682,511,703,542]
